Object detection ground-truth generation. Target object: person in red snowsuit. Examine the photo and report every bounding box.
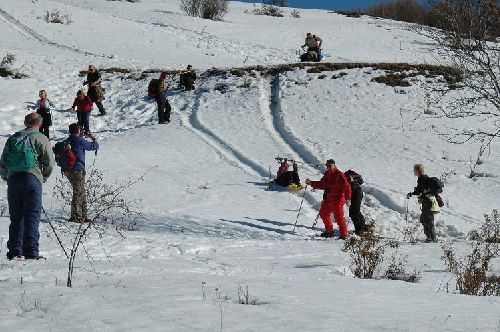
[306,159,351,239]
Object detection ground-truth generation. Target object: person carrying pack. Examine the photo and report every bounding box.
[155,72,171,124]
[84,65,106,116]
[344,169,367,235]
[63,123,99,223]
[406,164,443,243]
[0,113,55,260]
[179,65,197,91]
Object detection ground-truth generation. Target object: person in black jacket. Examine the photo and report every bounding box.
[179,65,197,91]
[344,170,367,235]
[84,65,106,116]
[156,72,171,124]
[406,164,437,242]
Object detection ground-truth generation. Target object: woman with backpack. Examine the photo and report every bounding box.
[35,90,55,139]
[71,90,93,135]
[406,164,441,243]
[84,65,106,116]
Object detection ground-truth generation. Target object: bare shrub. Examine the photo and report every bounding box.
[342,227,391,279]
[237,285,259,305]
[442,210,500,296]
[290,9,301,18]
[53,166,156,287]
[384,250,421,282]
[0,53,15,77]
[44,10,72,24]
[253,2,284,17]
[180,0,228,21]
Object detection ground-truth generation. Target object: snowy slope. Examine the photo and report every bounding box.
[0,0,499,331]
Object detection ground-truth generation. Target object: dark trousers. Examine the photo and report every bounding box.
[7,173,42,257]
[274,171,300,187]
[77,111,90,134]
[37,108,51,139]
[157,98,171,123]
[420,197,436,241]
[95,101,105,114]
[349,188,366,234]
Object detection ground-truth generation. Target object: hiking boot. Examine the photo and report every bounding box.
[425,238,437,243]
[6,252,22,261]
[97,111,107,116]
[319,231,334,238]
[24,255,46,260]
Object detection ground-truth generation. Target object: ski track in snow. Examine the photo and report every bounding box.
[0,6,107,58]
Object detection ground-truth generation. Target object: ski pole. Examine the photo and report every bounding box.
[311,199,323,229]
[42,206,69,258]
[292,184,308,232]
[405,198,409,223]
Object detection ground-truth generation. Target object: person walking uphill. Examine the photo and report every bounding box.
[306,159,351,239]
[71,90,93,135]
[406,164,441,243]
[35,90,55,139]
[345,170,367,235]
[84,65,106,116]
[64,123,99,223]
[156,72,171,124]
[0,113,55,260]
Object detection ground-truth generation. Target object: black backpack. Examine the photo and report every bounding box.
[427,176,444,195]
[345,170,364,186]
[148,79,159,98]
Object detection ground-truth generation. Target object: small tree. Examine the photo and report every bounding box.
[420,1,500,156]
[180,0,228,21]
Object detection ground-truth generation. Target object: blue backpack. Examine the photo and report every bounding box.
[4,132,38,173]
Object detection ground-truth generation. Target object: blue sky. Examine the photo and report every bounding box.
[234,0,425,11]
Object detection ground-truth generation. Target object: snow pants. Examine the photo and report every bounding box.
[319,198,348,238]
[420,197,436,241]
[7,173,42,257]
[350,188,366,235]
[77,111,90,134]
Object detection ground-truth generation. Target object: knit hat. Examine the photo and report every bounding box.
[325,159,335,166]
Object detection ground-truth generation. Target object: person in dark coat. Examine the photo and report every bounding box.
[406,164,439,243]
[344,170,367,235]
[156,72,171,124]
[179,65,197,91]
[84,65,106,116]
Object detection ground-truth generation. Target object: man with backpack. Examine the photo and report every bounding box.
[179,65,197,91]
[345,169,367,235]
[406,164,443,243]
[152,72,171,124]
[306,159,351,239]
[63,123,99,223]
[0,113,55,260]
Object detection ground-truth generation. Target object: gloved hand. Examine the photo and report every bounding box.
[305,178,311,185]
[346,200,351,207]
[406,193,412,199]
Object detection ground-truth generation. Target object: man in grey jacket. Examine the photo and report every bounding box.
[0,113,55,260]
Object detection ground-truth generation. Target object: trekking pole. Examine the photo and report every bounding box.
[311,199,323,229]
[42,206,69,258]
[292,184,308,232]
[405,198,409,223]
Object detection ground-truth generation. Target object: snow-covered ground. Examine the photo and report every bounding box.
[0,0,499,331]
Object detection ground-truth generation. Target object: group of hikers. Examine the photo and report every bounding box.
[0,32,443,261]
[273,159,442,242]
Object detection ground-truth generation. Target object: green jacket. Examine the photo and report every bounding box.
[0,128,55,184]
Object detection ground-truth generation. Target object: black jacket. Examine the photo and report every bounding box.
[411,175,430,196]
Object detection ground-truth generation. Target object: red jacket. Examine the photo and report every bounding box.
[72,96,93,113]
[310,167,352,202]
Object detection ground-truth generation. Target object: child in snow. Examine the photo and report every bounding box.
[71,90,93,135]
[35,90,55,139]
